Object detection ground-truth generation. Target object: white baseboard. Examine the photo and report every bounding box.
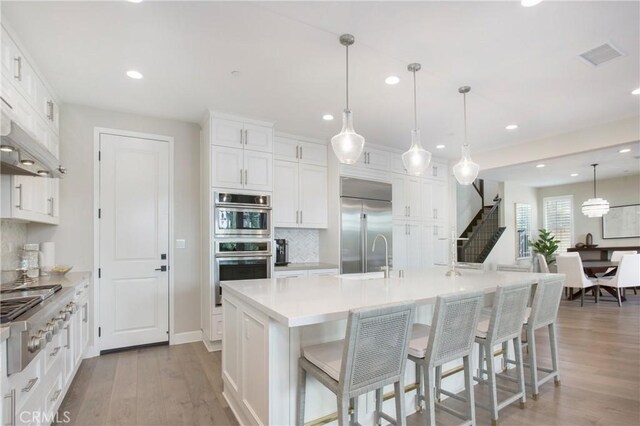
[203,338,222,352]
[171,330,203,345]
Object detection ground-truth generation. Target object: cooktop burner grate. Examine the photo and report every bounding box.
[0,296,43,324]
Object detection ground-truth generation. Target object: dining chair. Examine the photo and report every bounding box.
[534,254,549,273]
[597,254,640,307]
[297,302,415,426]
[556,254,598,306]
[601,251,638,294]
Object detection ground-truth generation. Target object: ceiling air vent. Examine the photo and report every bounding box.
[579,43,625,66]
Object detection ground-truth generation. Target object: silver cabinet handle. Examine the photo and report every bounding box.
[433,166,438,177]
[13,56,22,81]
[46,100,54,121]
[239,129,243,145]
[433,208,438,219]
[50,389,62,403]
[64,325,71,349]
[408,206,411,217]
[296,145,299,159]
[300,211,303,224]
[4,389,16,426]
[22,378,38,393]
[49,346,61,357]
[240,169,243,185]
[296,210,299,224]
[244,169,247,184]
[300,146,303,159]
[433,226,438,236]
[48,197,54,216]
[244,129,248,145]
[83,304,88,323]
[15,184,22,209]
[0,95,13,110]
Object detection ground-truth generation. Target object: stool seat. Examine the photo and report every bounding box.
[302,340,344,381]
[408,324,430,358]
[475,318,490,339]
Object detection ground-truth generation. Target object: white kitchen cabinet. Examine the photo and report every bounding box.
[422,180,448,221]
[273,268,338,279]
[211,118,273,153]
[274,135,327,166]
[1,27,37,106]
[392,174,421,220]
[244,150,273,191]
[273,160,327,229]
[422,223,448,267]
[428,160,448,181]
[307,268,339,276]
[1,175,59,225]
[1,74,35,137]
[357,147,390,171]
[211,145,273,191]
[393,221,422,271]
[211,313,224,341]
[34,77,59,136]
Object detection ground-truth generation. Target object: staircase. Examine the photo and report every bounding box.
[458,194,506,263]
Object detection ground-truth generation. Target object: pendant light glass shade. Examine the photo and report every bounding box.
[453,144,480,185]
[332,34,365,164]
[402,63,431,175]
[581,164,609,218]
[402,130,431,175]
[331,109,365,164]
[453,86,479,185]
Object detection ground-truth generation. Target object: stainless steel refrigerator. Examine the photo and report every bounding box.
[340,177,393,274]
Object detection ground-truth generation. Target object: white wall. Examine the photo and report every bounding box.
[27,104,201,334]
[537,174,640,248]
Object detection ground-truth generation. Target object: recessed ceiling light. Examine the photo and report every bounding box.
[0,145,15,152]
[570,173,579,177]
[436,144,445,149]
[37,170,50,176]
[536,164,545,168]
[521,0,543,7]
[322,114,334,121]
[385,76,400,85]
[505,124,518,130]
[20,159,35,166]
[126,70,143,79]
[632,88,640,95]
[619,148,631,153]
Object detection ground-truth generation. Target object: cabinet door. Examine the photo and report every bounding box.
[244,123,273,153]
[0,27,17,79]
[432,182,447,221]
[15,175,49,216]
[422,181,433,220]
[391,174,407,218]
[433,224,448,266]
[243,150,273,191]
[211,146,244,190]
[365,148,390,171]
[1,74,34,135]
[241,310,269,425]
[406,223,422,270]
[307,269,339,276]
[273,160,299,227]
[406,177,422,219]
[274,270,308,278]
[429,160,447,180]
[47,178,59,220]
[390,154,407,174]
[212,118,244,148]
[298,164,327,228]
[298,141,327,166]
[274,136,299,162]
[32,115,50,151]
[392,222,407,271]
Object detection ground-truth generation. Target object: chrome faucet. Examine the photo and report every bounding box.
[372,234,390,278]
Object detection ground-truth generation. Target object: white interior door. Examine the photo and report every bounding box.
[99,132,169,351]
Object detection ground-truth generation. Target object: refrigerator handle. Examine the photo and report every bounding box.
[362,213,368,273]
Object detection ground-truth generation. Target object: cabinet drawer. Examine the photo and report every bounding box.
[43,371,64,418]
[273,270,308,279]
[13,352,42,411]
[307,269,338,276]
[44,333,64,375]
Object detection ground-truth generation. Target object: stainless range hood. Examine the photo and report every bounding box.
[1,113,66,178]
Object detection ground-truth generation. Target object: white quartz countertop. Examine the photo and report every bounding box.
[221,267,562,327]
[274,262,339,271]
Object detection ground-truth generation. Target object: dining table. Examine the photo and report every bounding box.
[579,260,624,302]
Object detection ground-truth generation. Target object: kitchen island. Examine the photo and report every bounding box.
[221,267,559,426]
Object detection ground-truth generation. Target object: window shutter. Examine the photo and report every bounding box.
[543,196,574,253]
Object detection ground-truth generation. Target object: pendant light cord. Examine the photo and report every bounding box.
[593,165,597,197]
[345,44,349,111]
[463,92,468,147]
[413,70,418,130]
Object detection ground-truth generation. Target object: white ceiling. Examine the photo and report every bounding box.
[2,1,639,158]
[479,141,640,187]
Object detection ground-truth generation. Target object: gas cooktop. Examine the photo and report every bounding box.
[0,296,43,324]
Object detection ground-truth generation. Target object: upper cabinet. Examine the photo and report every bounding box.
[205,113,274,192]
[1,175,60,225]
[274,135,327,166]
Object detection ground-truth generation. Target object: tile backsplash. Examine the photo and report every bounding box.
[1,220,27,283]
[274,228,319,263]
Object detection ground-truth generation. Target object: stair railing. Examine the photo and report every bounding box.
[459,197,502,263]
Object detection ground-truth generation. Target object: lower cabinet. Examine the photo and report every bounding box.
[273,268,338,279]
[393,221,422,271]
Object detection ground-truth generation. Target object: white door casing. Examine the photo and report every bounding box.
[98,132,170,351]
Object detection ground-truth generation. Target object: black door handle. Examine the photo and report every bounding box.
[155,265,167,272]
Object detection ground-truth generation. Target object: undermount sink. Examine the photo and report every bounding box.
[336,272,385,280]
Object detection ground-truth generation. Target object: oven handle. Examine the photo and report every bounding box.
[215,254,272,259]
[215,203,272,210]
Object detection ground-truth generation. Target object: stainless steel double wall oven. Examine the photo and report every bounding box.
[213,192,272,305]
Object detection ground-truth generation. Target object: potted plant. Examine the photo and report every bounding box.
[529,228,560,266]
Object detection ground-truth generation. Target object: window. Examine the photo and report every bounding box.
[543,196,574,253]
[515,203,532,259]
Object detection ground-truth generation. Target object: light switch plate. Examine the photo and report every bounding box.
[176,239,186,249]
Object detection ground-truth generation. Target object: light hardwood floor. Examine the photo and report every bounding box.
[58,295,640,426]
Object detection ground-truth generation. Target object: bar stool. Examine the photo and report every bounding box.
[473,282,531,426]
[296,302,415,426]
[503,277,564,400]
[409,291,484,426]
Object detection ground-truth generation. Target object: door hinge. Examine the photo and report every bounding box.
[98,327,101,337]
[98,268,101,278]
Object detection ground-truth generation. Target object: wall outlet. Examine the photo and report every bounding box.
[176,239,186,249]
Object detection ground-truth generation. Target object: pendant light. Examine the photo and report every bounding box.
[581,164,610,218]
[401,63,431,176]
[452,86,480,185]
[331,34,365,164]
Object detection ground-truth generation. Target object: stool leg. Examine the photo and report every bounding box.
[352,396,359,425]
[477,343,485,380]
[337,394,350,426]
[296,364,306,426]
[374,388,383,425]
[528,327,540,400]
[463,355,476,425]
[395,379,406,426]
[502,340,509,372]
[485,343,499,425]
[435,365,442,402]
[549,323,561,386]
[514,336,526,408]
[424,366,436,426]
[415,363,424,411]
